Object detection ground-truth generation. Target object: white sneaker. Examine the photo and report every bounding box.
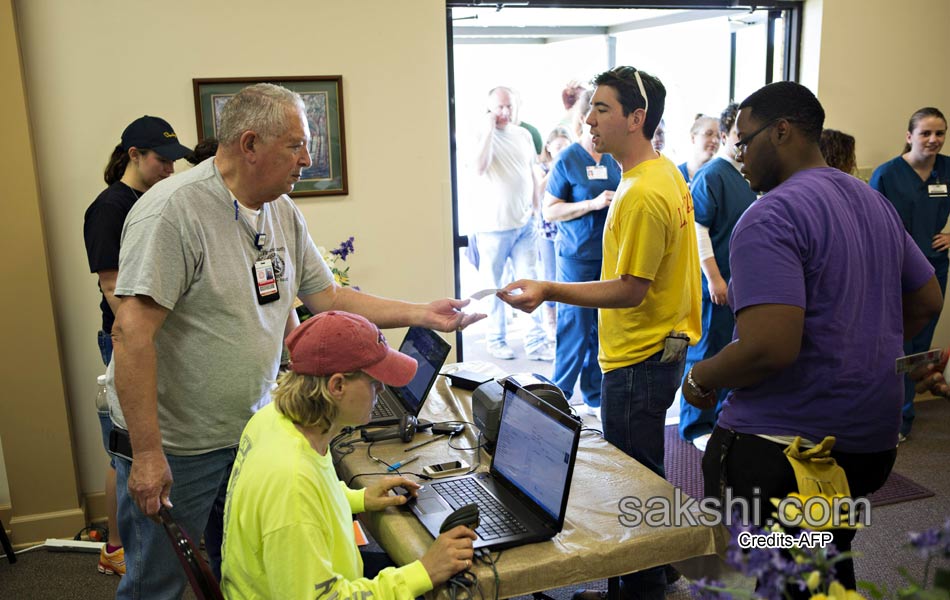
[586,405,601,420]
[526,343,555,361]
[692,433,712,452]
[487,341,515,360]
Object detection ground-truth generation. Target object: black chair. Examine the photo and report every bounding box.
[159,508,222,600]
[0,518,15,564]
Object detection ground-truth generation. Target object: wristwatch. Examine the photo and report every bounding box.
[686,368,712,397]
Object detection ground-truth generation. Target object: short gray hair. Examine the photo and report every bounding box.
[217,83,305,145]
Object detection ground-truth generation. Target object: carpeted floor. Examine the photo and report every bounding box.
[663,425,936,507]
[3,400,950,599]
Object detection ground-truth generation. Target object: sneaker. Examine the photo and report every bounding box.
[898,433,908,444]
[586,405,601,420]
[692,433,712,452]
[526,343,555,361]
[98,545,125,576]
[487,341,515,360]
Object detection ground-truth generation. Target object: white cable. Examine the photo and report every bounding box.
[14,543,45,555]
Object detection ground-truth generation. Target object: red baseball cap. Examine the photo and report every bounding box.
[285,311,417,386]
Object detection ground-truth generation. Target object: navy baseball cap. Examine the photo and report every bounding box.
[121,116,192,161]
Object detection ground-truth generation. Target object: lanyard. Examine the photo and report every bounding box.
[233,199,268,250]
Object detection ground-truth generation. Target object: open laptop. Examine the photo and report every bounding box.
[369,327,451,426]
[410,380,582,550]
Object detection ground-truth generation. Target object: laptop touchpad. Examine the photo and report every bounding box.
[417,497,449,515]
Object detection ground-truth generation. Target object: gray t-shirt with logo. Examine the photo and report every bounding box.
[106,158,333,454]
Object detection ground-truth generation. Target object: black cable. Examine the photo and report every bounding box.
[448,427,489,452]
[331,428,360,465]
[73,523,109,543]
[580,427,604,436]
[463,431,484,475]
[474,548,502,600]
[366,441,394,471]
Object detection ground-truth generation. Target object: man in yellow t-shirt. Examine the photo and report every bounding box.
[499,67,701,600]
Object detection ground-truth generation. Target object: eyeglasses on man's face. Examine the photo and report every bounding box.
[734,118,782,160]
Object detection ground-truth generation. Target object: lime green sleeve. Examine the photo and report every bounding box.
[341,482,366,514]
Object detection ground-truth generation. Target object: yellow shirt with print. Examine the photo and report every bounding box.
[598,154,702,372]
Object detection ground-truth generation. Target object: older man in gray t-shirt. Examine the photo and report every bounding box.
[107,84,482,600]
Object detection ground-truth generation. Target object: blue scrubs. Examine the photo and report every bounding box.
[546,143,621,408]
[677,162,690,185]
[679,157,757,442]
[870,154,950,436]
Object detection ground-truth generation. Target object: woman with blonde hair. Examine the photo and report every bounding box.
[677,114,720,183]
[221,311,476,599]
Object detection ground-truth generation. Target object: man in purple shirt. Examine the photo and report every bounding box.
[682,82,942,593]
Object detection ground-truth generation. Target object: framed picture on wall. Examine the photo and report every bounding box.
[192,76,348,197]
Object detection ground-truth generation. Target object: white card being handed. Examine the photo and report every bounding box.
[895,349,942,374]
[469,288,501,300]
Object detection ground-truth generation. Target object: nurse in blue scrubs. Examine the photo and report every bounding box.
[678,103,757,451]
[870,106,950,440]
[542,121,620,417]
[677,114,720,184]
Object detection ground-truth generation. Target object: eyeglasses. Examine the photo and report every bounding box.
[734,118,789,160]
[610,66,648,117]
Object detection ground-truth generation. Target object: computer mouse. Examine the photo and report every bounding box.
[391,485,416,503]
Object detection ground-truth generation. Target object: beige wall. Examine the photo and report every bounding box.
[6,0,950,539]
[801,0,950,347]
[11,0,453,531]
[1,0,86,541]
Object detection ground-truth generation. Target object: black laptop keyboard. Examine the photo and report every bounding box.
[430,478,528,540]
[371,400,395,419]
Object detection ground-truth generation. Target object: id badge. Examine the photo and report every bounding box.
[929,183,948,197]
[253,259,280,305]
[587,165,608,180]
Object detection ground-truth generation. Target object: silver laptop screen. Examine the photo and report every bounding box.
[492,386,575,520]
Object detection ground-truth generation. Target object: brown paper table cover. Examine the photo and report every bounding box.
[335,361,727,598]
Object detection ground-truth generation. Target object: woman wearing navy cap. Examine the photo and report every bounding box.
[870,107,949,441]
[82,115,192,577]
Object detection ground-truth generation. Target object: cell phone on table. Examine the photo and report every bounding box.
[109,426,134,461]
[422,460,469,478]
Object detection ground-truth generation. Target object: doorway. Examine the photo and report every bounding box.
[446,3,801,397]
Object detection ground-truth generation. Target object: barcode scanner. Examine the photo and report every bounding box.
[440,503,480,533]
[361,414,418,443]
[442,504,481,594]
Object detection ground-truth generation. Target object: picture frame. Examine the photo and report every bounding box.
[192,76,348,197]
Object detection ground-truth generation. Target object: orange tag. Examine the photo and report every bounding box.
[353,520,368,546]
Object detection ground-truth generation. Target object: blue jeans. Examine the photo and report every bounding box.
[553,256,602,408]
[98,329,113,365]
[477,221,547,352]
[901,259,948,436]
[115,448,236,600]
[602,351,685,600]
[538,236,556,310]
